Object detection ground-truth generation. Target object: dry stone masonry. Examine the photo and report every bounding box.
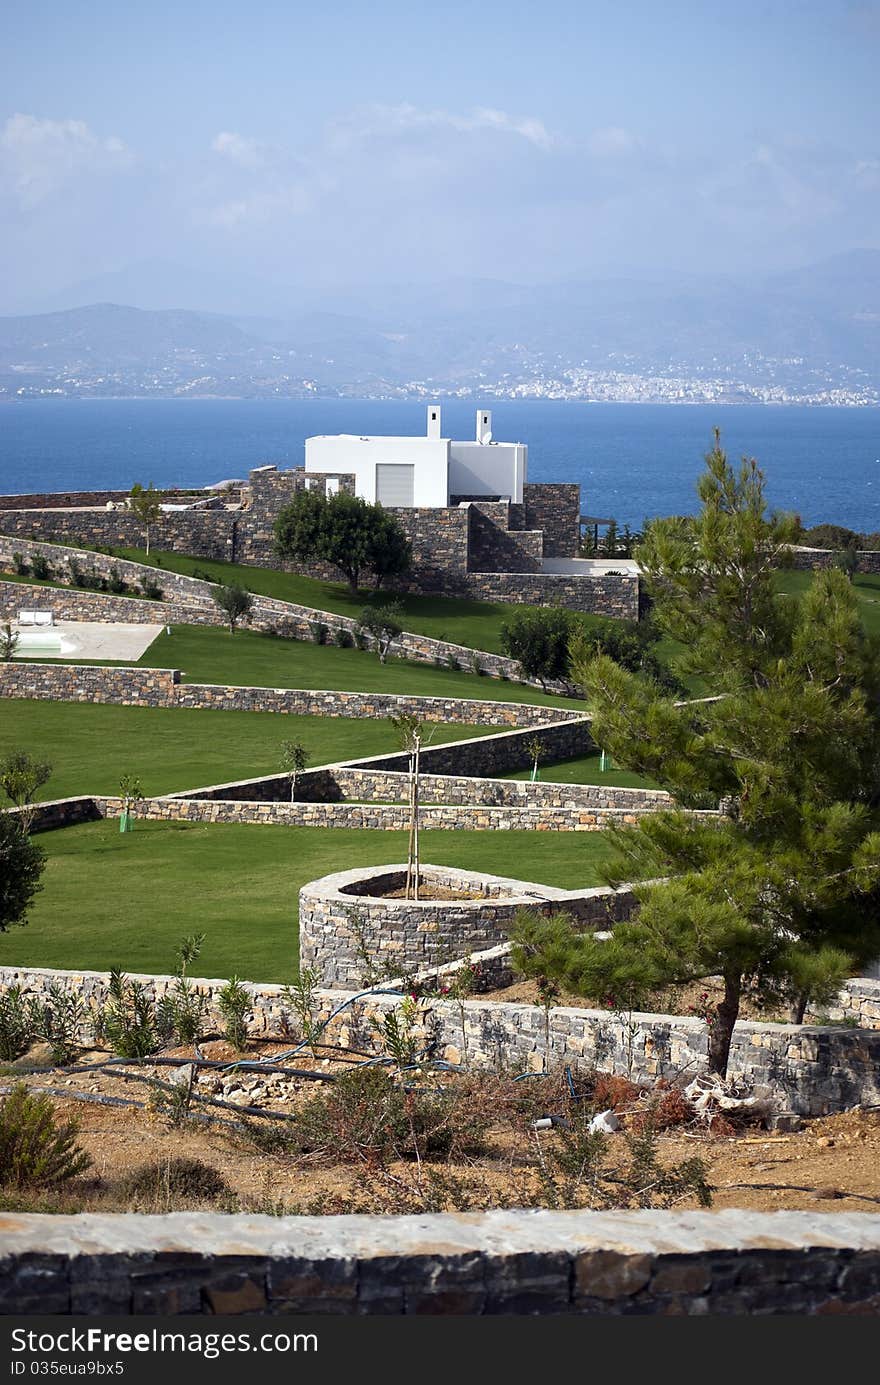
[3,1209,880,1315]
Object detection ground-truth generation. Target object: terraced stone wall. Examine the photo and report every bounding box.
[2,962,878,1115]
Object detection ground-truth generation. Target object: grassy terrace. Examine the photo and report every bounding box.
[502,752,660,790]
[0,701,493,801]
[0,820,614,981]
[91,545,555,653]
[12,622,585,710]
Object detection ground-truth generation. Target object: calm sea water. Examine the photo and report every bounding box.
[1,399,879,531]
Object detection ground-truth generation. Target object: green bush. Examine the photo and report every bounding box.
[0,1084,91,1189]
[217,976,250,1051]
[0,986,34,1062]
[30,554,51,580]
[99,971,159,1059]
[106,566,128,595]
[138,574,163,601]
[801,524,860,550]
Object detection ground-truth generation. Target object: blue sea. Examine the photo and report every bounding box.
[1,399,879,532]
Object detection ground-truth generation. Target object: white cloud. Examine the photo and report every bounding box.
[0,114,132,208]
[211,131,269,170]
[330,102,557,151]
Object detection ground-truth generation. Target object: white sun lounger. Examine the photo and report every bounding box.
[18,610,55,627]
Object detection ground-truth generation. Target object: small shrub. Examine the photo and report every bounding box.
[353,628,367,651]
[12,552,29,576]
[118,1156,229,1205]
[31,984,87,1065]
[30,554,51,580]
[138,574,163,601]
[295,1066,491,1165]
[99,971,159,1059]
[0,1084,91,1189]
[157,978,207,1046]
[281,967,321,1052]
[0,986,35,1061]
[67,558,85,587]
[470,653,483,677]
[369,996,419,1068]
[218,976,251,1051]
[309,620,328,645]
[106,565,128,595]
[334,626,351,648]
[191,566,215,583]
[446,652,459,672]
[433,654,445,669]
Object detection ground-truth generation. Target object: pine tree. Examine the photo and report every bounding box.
[516,435,880,1075]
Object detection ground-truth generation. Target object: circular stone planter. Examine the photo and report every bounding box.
[299,863,562,990]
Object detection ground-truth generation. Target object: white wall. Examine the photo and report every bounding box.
[448,442,526,504]
[305,435,449,506]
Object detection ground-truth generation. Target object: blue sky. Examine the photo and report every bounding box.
[2,0,879,311]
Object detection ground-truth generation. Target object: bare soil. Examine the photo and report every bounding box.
[482,976,839,1025]
[4,1043,880,1217]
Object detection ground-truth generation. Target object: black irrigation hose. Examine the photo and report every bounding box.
[0,1084,144,1111]
[62,1055,337,1082]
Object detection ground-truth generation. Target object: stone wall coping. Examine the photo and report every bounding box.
[2,1208,879,1260]
[299,862,634,909]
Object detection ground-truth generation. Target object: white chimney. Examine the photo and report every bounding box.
[426,404,442,439]
[476,408,492,443]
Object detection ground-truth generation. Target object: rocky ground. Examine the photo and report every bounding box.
[3,1039,880,1217]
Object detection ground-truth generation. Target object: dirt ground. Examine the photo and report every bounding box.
[4,1041,880,1217]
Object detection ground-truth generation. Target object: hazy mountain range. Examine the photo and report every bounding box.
[2,251,878,403]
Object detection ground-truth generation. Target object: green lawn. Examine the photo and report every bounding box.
[12,620,583,710]
[0,700,491,801]
[502,752,661,790]
[1,820,614,981]
[89,544,634,655]
[775,568,880,636]
[132,625,584,708]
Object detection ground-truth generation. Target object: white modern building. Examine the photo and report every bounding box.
[304,407,527,508]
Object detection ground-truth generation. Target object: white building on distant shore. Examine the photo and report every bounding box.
[304,406,527,508]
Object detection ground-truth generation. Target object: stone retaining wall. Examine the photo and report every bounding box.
[97,793,656,834]
[175,683,581,727]
[0,581,186,626]
[465,570,640,619]
[791,545,880,574]
[0,502,639,619]
[0,507,238,561]
[5,797,104,833]
[1,962,878,1114]
[5,1209,880,1315]
[297,864,638,988]
[0,536,570,687]
[277,766,671,811]
[0,661,579,726]
[0,663,179,706]
[835,978,880,1029]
